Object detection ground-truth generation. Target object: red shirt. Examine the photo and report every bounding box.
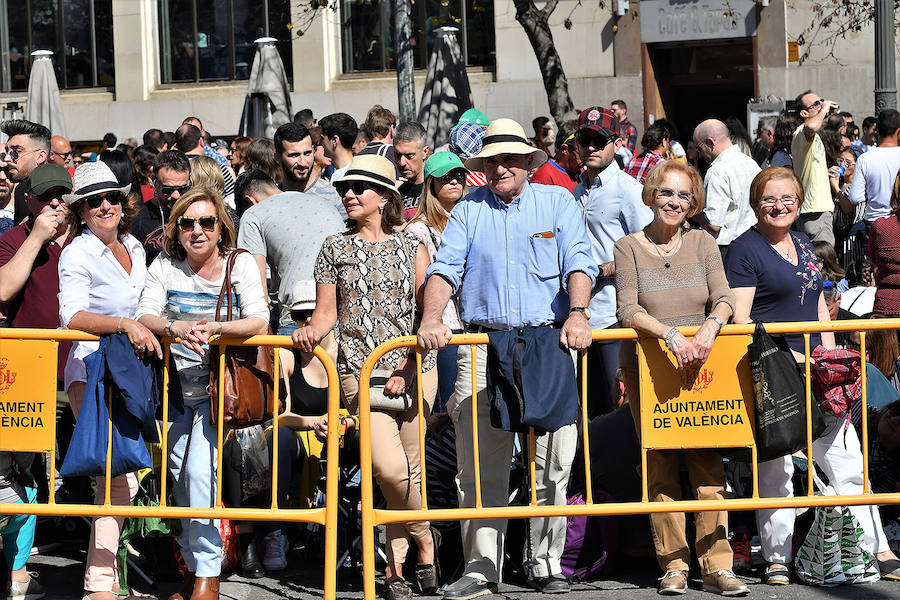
[530,159,577,193]
[624,151,664,184]
[868,215,900,317]
[0,221,72,379]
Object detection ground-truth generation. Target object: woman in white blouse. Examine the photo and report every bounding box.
[58,161,161,600]
[135,187,268,600]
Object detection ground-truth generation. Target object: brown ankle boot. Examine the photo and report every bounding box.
[167,573,195,600]
[190,577,219,600]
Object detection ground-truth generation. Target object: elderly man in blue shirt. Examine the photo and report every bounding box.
[418,118,598,599]
[573,106,653,419]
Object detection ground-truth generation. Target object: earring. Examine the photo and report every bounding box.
[378,204,385,214]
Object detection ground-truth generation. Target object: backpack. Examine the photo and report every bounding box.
[560,488,618,581]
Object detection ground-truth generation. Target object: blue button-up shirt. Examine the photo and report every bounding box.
[427,182,598,329]
[573,161,653,329]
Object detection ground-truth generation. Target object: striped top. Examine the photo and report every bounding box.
[614,228,735,367]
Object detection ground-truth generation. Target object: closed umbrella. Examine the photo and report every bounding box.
[416,27,474,150]
[25,50,66,137]
[238,37,292,139]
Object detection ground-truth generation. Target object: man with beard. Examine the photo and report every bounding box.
[131,150,191,264]
[2,120,51,224]
[273,122,343,216]
[0,143,13,236]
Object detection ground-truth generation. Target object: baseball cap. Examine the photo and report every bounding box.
[424,152,468,181]
[290,280,316,312]
[458,108,490,127]
[26,164,73,196]
[577,106,620,136]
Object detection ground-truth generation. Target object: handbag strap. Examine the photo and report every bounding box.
[215,248,249,322]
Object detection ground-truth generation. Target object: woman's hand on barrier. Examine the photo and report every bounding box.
[666,330,698,386]
[124,319,163,360]
[691,320,719,365]
[417,319,452,351]
[313,416,329,441]
[175,318,217,356]
[293,325,323,352]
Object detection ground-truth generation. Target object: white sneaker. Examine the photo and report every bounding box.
[262,530,288,571]
[7,572,45,600]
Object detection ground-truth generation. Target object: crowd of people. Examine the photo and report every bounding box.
[0,91,899,600]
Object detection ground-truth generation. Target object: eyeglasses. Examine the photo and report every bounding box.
[85,193,125,210]
[759,194,799,207]
[836,157,856,168]
[335,181,377,196]
[655,188,694,204]
[0,148,41,163]
[177,215,219,232]
[438,170,467,184]
[51,150,73,160]
[158,182,192,197]
[576,130,614,149]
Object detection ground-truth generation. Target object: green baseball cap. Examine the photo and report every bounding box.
[26,164,73,196]
[458,108,489,127]
[424,152,468,181]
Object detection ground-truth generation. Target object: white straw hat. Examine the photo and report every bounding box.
[332,155,401,200]
[63,161,131,205]
[464,118,548,171]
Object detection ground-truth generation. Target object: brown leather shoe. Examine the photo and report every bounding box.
[167,573,195,600]
[701,569,749,596]
[190,577,219,600]
[658,570,688,595]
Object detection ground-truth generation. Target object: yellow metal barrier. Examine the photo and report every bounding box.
[357,319,900,600]
[0,328,341,599]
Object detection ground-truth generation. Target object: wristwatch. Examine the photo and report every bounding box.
[706,315,724,329]
[165,319,176,337]
[570,306,591,320]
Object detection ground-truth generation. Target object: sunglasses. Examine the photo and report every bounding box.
[159,182,192,197]
[52,150,73,160]
[177,215,219,232]
[438,170,467,184]
[85,193,125,209]
[0,148,41,163]
[804,99,824,111]
[335,181,377,196]
[576,130,614,149]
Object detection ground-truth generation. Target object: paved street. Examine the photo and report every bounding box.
[24,544,900,599]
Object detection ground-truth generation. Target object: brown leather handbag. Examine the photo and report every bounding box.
[207,249,285,428]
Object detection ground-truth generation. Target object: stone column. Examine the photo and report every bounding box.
[875,0,897,112]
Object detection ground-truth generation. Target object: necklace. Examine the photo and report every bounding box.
[645,229,682,269]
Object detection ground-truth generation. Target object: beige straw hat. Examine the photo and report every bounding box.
[463,118,548,171]
[332,155,401,201]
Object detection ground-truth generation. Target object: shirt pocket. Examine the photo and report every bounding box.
[529,236,561,280]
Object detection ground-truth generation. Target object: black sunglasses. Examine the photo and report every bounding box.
[335,181,377,196]
[576,130,615,149]
[438,170,467,184]
[85,193,125,209]
[158,179,192,197]
[177,215,219,232]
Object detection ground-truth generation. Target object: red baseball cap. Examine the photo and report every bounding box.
[577,106,619,136]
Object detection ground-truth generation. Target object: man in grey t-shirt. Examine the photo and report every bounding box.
[237,191,344,334]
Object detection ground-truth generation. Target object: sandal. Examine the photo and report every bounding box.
[764,563,790,585]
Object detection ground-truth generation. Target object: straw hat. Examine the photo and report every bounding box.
[63,161,131,205]
[464,118,547,171]
[332,155,400,200]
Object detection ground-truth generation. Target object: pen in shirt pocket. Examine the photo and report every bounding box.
[532,231,554,239]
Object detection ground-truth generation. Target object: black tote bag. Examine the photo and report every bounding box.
[748,321,827,463]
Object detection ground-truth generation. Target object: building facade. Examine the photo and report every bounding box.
[0,0,888,143]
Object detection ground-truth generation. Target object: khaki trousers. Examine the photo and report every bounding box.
[624,367,733,575]
[342,368,437,566]
[68,382,140,593]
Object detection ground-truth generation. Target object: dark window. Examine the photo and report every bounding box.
[0,0,115,91]
[341,0,494,73]
[159,0,294,84]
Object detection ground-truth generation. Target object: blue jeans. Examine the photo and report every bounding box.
[435,329,463,413]
[168,396,222,577]
[277,324,299,336]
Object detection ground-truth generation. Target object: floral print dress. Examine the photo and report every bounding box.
[314,229,435,375]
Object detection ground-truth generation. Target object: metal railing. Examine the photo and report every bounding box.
[0,328,342,599]
[356,319,900,600]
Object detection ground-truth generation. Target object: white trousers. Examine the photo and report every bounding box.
[757,415,890,563]
[451,343,577,582]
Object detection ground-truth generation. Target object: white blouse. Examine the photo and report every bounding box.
[58,229,147,389]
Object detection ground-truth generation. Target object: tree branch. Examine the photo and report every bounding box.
[541,0,560,19]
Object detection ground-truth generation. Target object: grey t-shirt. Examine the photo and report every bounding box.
[237,191,345,328]
[305,176,347,219]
